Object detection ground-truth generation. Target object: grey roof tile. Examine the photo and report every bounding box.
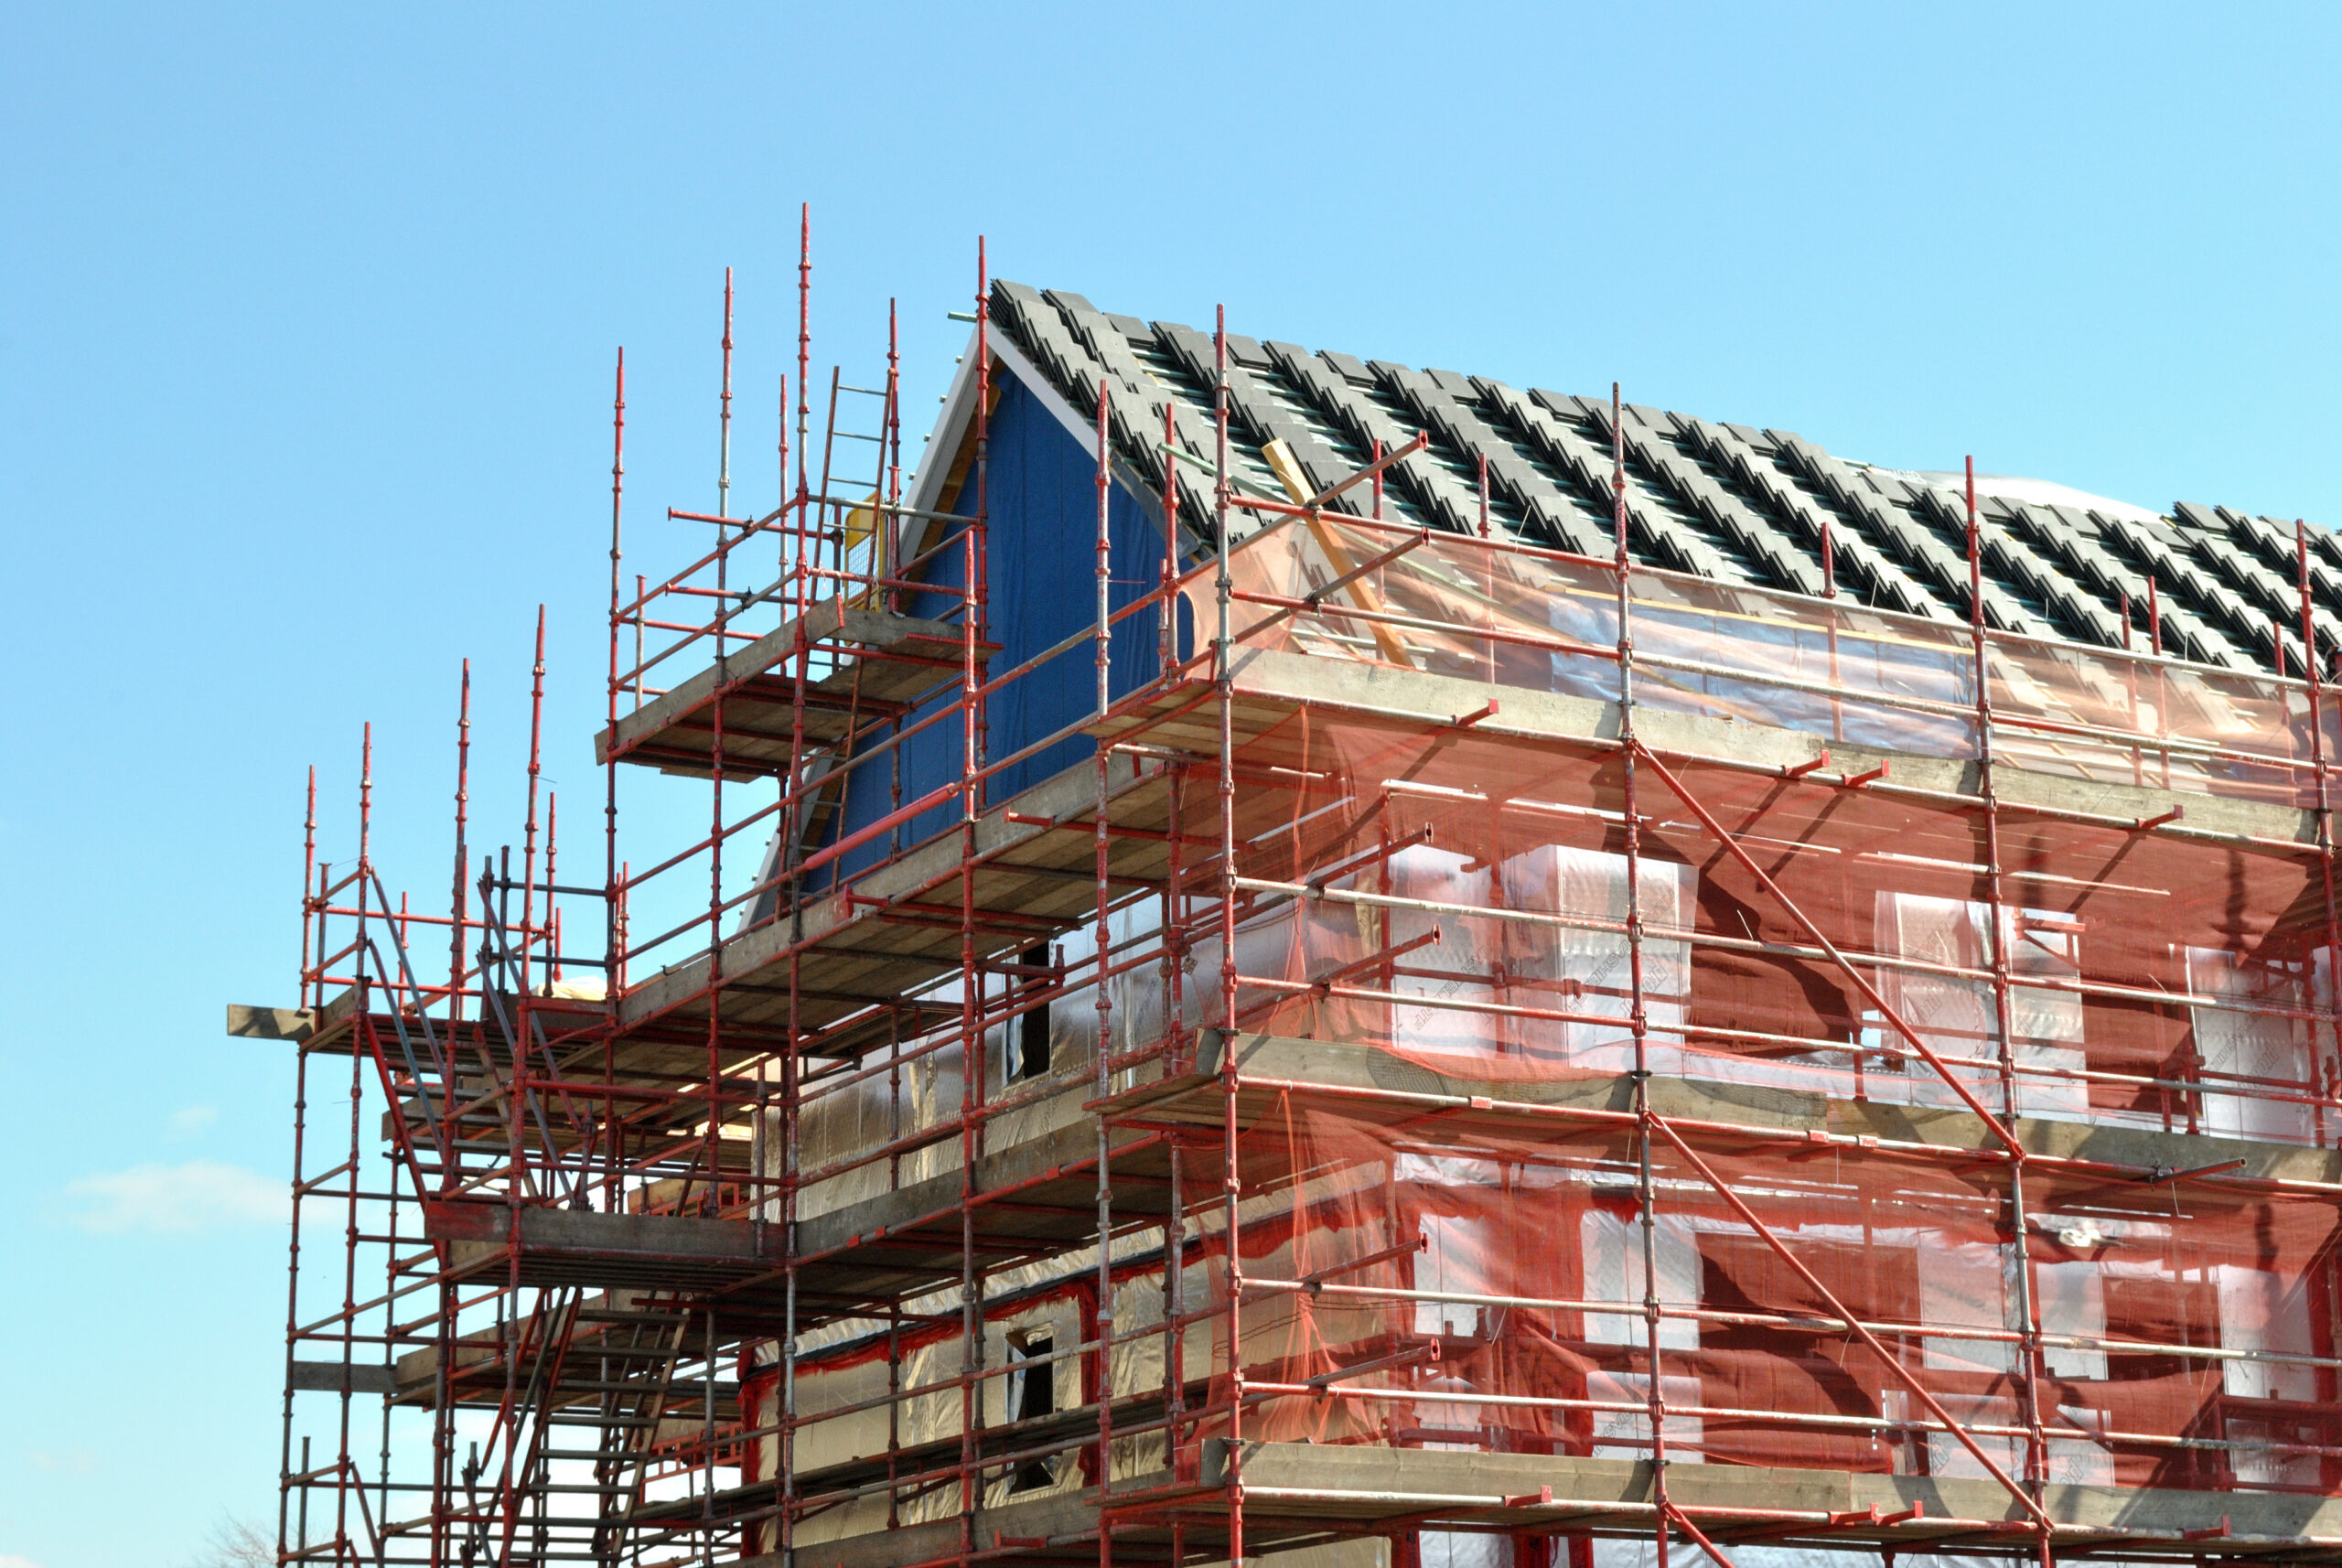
[1530,391,1751,581]
[1907,487,2058,639]
[2222,510,2342,661]
[1681,420,1945,618]
[1147,320,1295,540]
[985,280,2329,680]
[1466,381,1621,558]
[1268,347,1459,532]
[1225,334,1273,370]
[1042,289,1216,528]
[1632,409,1823,595]
[1367,361,1525,538]
[1772,441,1979,626]
[2182,524,2310,670]
[2006,504,2153,640]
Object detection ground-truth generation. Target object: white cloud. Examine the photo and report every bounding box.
[2,1553,49,1568]
[60,1160,281,1234]
[27,1448,95,1473]
[169,1105,220,1136]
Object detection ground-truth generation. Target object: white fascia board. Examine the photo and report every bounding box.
[905,326,1101,519]
[904,327,983,519]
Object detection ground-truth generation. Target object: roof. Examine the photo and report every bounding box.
[978,279,2342,680]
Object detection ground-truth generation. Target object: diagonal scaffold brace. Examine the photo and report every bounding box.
[1627,738,2027,1157]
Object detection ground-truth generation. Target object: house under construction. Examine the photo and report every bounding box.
[238,236,2342,1568]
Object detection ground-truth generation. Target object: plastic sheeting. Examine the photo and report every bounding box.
[1201,516,2340,810]
[760,717,2342,1516]
[1178,711,2342,1146]
[766,1102,2338,1509]
[754,517,2342,1527]
[754,903,1170,1226]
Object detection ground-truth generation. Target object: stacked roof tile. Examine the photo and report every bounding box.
[989,280,2336,679]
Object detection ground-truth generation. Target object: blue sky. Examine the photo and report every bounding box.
[1,5,2335,1563]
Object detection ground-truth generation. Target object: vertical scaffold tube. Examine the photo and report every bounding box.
[704,558,727,1215]
[886,297,902,585]
[345,727,373,1567]
[521,608,545,1000]
[1213,304,1244,1568]
[777,463,807,1563]
[1965,459,2054,1568]
[797,206,811,510]
[2298,522,2342,1149]
[438,670,469,1568]
[1613,385,1670,1568]
[604,349,625,1200]
[955,236,994,1568]
[775,262,815,1565]
[1158,394,1190,1487]
[719,267,734,524]
[280,771,319,1567]
[1093,378,1118,1568]
[453,660,473,1104]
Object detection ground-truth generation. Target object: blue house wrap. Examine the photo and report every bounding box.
[817,374,1171,884]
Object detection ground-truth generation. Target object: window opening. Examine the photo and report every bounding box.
[1012,942,1053,1080]
[1006,1331,1057,1491]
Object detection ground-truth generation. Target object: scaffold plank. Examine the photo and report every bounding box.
[1111,1029,2342,1191]
[598,596,989,780]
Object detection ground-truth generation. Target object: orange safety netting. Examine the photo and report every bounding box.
[1194,1101,2342,1494]
[774,517,2342,1517]
[1175,714,2342,1148]
[1198,515,2339,811]
[1150,678,2342,1492]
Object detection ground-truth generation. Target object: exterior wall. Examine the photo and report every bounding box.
[818,374,1166,885]
[749,417,2342,1563]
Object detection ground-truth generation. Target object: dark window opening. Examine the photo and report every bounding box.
[1014,943,1052,1080]
[1007,1332,1056,1490]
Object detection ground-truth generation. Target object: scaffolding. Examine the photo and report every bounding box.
[250,232,2342,1568]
